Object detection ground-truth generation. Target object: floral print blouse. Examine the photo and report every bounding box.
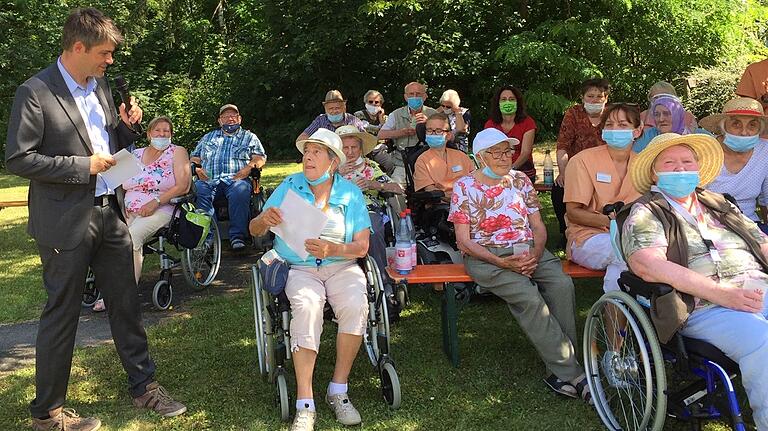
[448,171,541,247]
[342,158,392,209]
[123,146,177,215]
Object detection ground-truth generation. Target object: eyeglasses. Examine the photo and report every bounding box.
[486,149,514,160]
[367,100,382,105]
[220,114,239,120]
[426,128,450,135]
[441,105,452,110]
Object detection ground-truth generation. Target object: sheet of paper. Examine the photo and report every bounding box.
[100,149,142,189]
[270,189,329,260]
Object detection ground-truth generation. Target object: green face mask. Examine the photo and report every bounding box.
[499,100,517,115]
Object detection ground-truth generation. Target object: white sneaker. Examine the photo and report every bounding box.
[601,351,634,389]
[290,408,315,431]
[326,392,362,426]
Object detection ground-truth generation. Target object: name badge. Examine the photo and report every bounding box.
[596,172,612,183]
[451,165,463,173]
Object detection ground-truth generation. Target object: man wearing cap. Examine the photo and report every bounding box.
[378,81,438,184]
[413,113,474,200]
[700,97,768,233]
[190,104,267,250]
[620,132,768,429]
[295,90,366,143]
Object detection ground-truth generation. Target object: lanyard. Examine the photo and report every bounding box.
[652,187,723,275]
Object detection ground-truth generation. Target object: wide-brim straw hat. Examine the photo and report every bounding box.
[629,132,723,194]
[471,128,520,156]
[296,128,347,165]
[699,97,767,134]
[335,125,378,155]
[322,90,346,104]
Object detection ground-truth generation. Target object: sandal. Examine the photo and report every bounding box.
[543,374,577,398]
[92,299,106,313]
[574,377,593,405]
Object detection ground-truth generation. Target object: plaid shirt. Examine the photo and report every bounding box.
[302,113,365,136]
[191,127,266,182]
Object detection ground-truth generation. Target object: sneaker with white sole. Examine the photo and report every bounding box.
[290,408,315,431]
[326,393,361,426]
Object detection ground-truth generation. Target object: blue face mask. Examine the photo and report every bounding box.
[482,166,503,179]
[609,219,623,261]
[723,133,760,153]
[222,123,240,134]
[407,97,424,111]
[655,171,700,198]
[150,137,171,151]
[327,113,344,123]
[602,129,634,149]
[425,135,445,148]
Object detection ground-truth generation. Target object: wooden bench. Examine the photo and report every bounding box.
[0,200,28,212]
[533,183,552,193]
[387,261,604,367]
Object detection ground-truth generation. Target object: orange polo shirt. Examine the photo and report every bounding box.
[413,148,475,195]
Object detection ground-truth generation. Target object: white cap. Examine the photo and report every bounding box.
[296,128,346,164]
[472,128,520,156]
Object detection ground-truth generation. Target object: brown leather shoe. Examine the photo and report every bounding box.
[132,382,187,417]
[31,407,101,431]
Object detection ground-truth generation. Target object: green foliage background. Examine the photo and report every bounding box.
[2,0,767,162]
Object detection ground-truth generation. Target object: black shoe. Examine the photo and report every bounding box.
[230,238,246,251]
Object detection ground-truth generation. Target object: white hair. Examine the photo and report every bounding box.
[439,89,461,107]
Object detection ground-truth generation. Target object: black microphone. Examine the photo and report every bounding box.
[114,75,143,133]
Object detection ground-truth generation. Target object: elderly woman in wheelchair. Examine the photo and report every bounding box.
[249,129,386,431]
[448,128,591,402]
[588,132,768,430]
[92,116,191,312]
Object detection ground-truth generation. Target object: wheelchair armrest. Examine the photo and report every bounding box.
[170,193,195,205]
[618,271,673,298]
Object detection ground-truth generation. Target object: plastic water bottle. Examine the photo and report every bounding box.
[543,149,554,187]
[395,212,412,274]
[405,209,417,268]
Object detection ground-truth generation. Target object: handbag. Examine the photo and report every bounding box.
[171,202,212,249]
[258,249,290,295]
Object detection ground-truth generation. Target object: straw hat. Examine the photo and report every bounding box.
[296,128,346,164]
[335,125,378,155]
[322,90,346,104]
[471,128,520,156]
[699,97,767,134]
[629,133,723,194]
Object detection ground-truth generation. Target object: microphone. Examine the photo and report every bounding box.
[114,75,143,133]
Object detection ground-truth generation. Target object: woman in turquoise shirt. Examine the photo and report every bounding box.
[249,129,371,431]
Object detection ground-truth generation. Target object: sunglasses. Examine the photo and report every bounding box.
[367,100,382,105]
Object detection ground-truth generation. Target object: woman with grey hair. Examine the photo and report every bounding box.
[439,89,471,152]
[354,89,394,174]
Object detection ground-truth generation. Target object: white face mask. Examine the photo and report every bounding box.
[365,103,379,115]
[583,102,605,115]
[355,156,364,165]
[150,137,171,151]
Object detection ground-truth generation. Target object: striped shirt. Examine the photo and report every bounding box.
[191,128,266,182]
[302,113,365,136]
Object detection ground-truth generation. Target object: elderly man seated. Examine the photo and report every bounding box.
[620,132,768,429]
[296,90,366,142]
[191,104,266,250]
[413,113,475,200]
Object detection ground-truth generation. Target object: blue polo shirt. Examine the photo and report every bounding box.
[264,172,371,266]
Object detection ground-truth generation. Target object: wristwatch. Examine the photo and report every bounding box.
[154,196,161,205]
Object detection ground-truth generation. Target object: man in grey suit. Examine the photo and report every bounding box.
[5,8,186,431]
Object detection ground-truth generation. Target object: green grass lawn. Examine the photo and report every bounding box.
[0,161,739,430]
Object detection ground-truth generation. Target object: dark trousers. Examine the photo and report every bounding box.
[551,184,567,235]
[30,201,155,417]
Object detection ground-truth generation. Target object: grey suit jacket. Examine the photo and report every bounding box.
[5,63,140,250]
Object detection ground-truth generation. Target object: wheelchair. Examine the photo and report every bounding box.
[250,255,401,421]
[584,275,747,430]
[210,166,272,252]
[83,165,223,310]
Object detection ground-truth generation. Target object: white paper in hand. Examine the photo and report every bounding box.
[270,189,329,260]
[100,149,142,189]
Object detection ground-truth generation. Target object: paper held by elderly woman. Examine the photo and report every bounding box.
[269,189,329,260]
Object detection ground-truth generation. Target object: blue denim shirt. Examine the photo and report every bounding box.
[264,172,371,266]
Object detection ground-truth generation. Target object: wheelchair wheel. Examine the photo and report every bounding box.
[182,219,222,290]
[276,370,291,422]
[584,291,666,431]
[82,270,101,307]
[364,257,391,367]
[380,360,401,410]
[152,278,173,310]
[396,283,409,309]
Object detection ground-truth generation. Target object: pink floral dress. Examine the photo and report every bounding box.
[447,171,541,247]
[123,146,177,215]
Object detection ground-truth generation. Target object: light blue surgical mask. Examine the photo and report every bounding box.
[407,97,424,111]
[723,133,760,153]
[425,134,445,148]
[150,137,171,151]
[307,170,331,186]
[222,123,240,134]
[602,129,634,149]
[655,170,700,198]
[482,166,503,179]
[327,113,344,123]
[609,219,623,261]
